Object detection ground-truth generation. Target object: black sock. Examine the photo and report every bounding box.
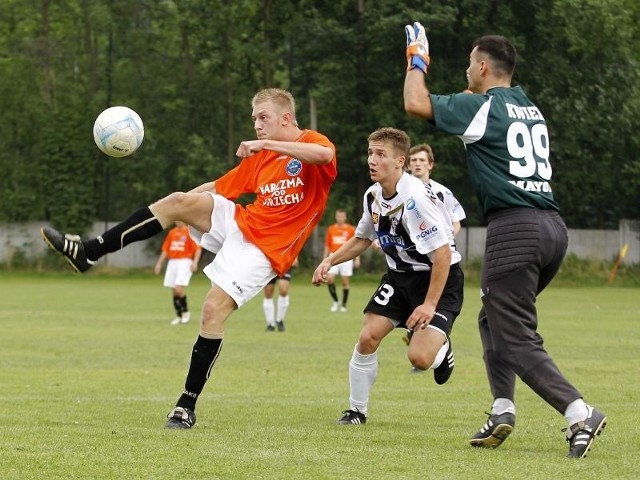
[328,284,338,302]
[176,336,223,411]
[83,207,163,261]
[173,296,183,316]
[181,295,188,313]
[342,289,350,307]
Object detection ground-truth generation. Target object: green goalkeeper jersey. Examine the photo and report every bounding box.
[430,86,559,216]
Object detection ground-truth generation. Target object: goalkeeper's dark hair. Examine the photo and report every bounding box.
[252,88,298,126]
[473,35,516,77]
[368,127,410,159]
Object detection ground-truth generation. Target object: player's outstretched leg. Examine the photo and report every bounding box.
[41,206,165,273]
[41,227,95,273]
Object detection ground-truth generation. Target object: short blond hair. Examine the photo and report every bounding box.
[252,88,297,126]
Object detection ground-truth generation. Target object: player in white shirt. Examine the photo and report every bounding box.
[313,127,464,425]
[409,143,466,236]
[404,143,467,352]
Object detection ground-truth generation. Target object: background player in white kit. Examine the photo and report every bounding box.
[403,143,466,351]
[409,143,466,236]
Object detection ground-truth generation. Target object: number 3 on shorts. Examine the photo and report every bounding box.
[374,283,395,306]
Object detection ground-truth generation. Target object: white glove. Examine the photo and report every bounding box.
[405,21,430,74]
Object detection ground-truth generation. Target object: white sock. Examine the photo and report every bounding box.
[349,346,378,416]
[564,398,590,426]
[491,398,516,415]
[277,295,289,322]
[429,339,449,370]
[263,298,275,326]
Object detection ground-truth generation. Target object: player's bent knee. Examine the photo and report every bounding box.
[408,349,435,370]
[357,332,382,354]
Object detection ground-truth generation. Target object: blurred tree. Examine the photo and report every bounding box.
[0,0,638,231]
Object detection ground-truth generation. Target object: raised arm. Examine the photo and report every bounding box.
[404,70,434,120]
[403,22,435,121]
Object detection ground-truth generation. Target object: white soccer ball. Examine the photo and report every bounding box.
[93,106,144,157]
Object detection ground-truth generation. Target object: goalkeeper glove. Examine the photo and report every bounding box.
[405,21,430,74]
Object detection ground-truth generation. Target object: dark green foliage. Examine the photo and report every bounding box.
[0,0,638,228]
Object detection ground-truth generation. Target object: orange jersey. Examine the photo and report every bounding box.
[161,225,201,259]
[325,223,356,253]
[214,129,337,276]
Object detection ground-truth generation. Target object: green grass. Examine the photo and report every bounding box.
[1,272,638,479]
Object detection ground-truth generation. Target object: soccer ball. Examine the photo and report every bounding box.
[93,106,144,157]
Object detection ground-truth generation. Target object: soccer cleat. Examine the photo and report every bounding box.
[433,338,455,385]
[40,227,95,273]
[565,407,607,458]
[337,409,367,425]
[165,406,196,429]
[265,324,276,332]
[402,328,414,346]
[330,302,339,313]
[276,320,285,332]
[340,306,347,313]
[180,312,191,324]
[469,412,516,448]
[170,317,182,325]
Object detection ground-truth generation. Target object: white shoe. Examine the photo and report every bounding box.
[330,302,339,312]
[180,312,191,324]
[170,317,182,325]
[340,306,347,313]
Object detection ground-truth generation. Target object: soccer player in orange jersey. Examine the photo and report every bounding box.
[154,221,202,325]
[41,88,337,429]
[323,209,360,312]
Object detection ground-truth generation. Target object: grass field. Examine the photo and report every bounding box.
[1,271,638,479]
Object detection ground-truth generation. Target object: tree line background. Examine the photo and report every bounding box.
[1,0,639,235]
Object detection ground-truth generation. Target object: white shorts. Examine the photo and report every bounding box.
[189,193,276,307]
[163,258,194,288]
[328,259,354,277]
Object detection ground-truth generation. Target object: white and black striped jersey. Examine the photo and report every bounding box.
[429,179,466,223]
[356,172,462,272]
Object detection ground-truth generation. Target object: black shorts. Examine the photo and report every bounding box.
[364,264,464,334]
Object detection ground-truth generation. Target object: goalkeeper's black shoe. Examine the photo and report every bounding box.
[165,406,196,429]
[41,227,95,273]
[433,337,455,385]
[336,409,366,425]
[565,407,607,458]
[469,412,515,449]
